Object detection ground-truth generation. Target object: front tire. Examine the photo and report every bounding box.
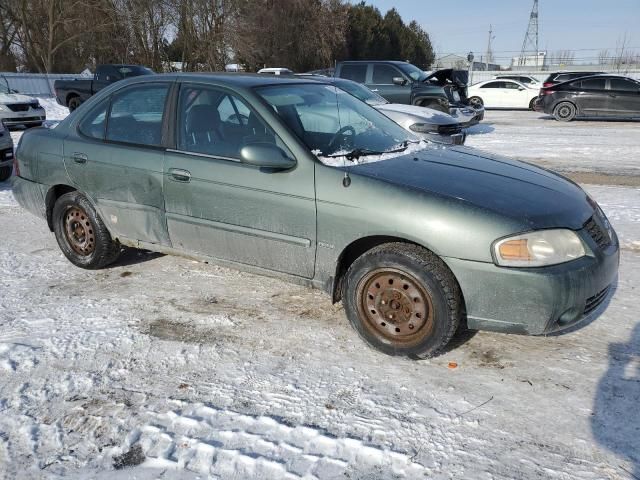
[469,96,483,109]
[0,165,11,182]
[52,192,120,269]
[343,243,463,359]
[553,101,576,122]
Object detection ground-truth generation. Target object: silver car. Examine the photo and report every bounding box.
[320,77,466,145]
[0,120,14,181]
[0,75,46,128]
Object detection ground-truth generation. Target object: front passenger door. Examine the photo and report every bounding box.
[608,78,640,117]
[368,64,412,104]
[163,83,317,278]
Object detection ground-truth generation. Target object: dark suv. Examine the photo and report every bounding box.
[542,71,605,88]
[334,61,484,125]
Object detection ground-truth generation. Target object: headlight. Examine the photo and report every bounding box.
[409,123,438,133]
[493,229,586,267]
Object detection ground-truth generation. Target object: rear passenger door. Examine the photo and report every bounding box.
[162,83,317,278]
[478,81,506,107]
[574,78,608,116]
[608,78,640,116]
[367,64,412,104]
[63,81,171,246]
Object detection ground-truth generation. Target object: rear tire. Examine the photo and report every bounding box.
[68,96,82,112]
[52,192,121,269]
[342,243,463,359]
[529,97,538,110]
[0,165,11,182]
[553,102,576,122]
[469,96,484,108]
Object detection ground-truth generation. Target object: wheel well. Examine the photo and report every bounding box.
[332,236,418,303]
[553,99,576,111]
[45,184,77,231]
[66,93,79,105]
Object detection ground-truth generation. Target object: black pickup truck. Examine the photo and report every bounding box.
[334,60,484,126]
[54,64,154,111]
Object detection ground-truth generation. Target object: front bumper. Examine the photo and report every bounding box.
[424,131,466,145]
[0,109,46,127]
[444,228,619,335]
[450,105,484,128]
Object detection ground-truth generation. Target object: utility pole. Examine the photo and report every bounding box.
[519,0,539,68]
[485,24,494,71]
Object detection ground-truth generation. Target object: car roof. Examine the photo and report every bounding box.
[123,72,322,88]
[339,60,410,65]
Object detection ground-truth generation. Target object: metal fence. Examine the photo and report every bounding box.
[0,72,90,97]
[468,69,640,85]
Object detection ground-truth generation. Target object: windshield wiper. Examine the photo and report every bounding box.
[326,142,413,162]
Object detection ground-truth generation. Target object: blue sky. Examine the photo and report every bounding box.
[359,0,640,64]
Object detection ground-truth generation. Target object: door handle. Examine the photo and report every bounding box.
[169,168,191,182]
[72,152,87,164]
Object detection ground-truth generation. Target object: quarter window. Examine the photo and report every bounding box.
[481,81,504,89]
[340,64,367,83]
[372,65,401,84]
[177,85,289,160]
[106,84,169,146]
[78,99,108,139]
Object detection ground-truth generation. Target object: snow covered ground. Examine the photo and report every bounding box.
[0,105,639,479]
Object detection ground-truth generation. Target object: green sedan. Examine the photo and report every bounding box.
[13,74,619,358]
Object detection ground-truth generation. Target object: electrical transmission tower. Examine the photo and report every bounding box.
[519,0,539,67]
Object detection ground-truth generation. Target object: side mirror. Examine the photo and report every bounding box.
[240,143,296,170]
[518,86,525,91]
[392,77,407,86]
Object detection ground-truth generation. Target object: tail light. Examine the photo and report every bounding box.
[543,82,554,88]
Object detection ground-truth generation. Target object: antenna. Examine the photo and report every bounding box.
[519,0,539,68]
[485,24,494,70]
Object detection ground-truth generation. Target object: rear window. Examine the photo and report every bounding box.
[339,64,367,83]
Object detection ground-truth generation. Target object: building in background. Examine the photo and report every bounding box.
[511,52,547,70]
[433,54,500,71]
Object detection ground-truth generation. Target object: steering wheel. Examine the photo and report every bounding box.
[327,126,356,154]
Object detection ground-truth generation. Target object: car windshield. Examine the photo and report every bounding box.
[331,79,388,106]
[397,63,428,82]
[256,83,420,163]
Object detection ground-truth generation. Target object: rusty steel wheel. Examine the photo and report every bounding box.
[64,206,96,256]
[343,243,463,358]
[52,192,120,269]
[357,268,434,345]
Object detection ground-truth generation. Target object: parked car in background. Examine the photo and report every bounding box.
[315,77,466,145]
[494,74,540,85]
[54,64,154,111]
[0,75,46,128]
[257,68,294,75]
[542,71,605,88]
[13,74,618,359]
[467,79,539,110]
[334,61,484,126]
[535,75,640,121]
[0,120,14,181]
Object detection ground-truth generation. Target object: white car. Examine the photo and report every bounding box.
[468,79,539,110]
[0,75,46,128]
[0,120,14,181]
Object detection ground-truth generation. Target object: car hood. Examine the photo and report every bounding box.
[0,92,38,104]
[375,103,458,125]
[350,145,593,230]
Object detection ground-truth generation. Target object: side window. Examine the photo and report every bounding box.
[503,82,521,89]
[372,65,402,84]
[340,64,367,83]
[580,78,606,91]
[106,84,169,147]
[78,99,109,139]
[177,85,289,160]
[481,81,503,89]
[610,79,638,92]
